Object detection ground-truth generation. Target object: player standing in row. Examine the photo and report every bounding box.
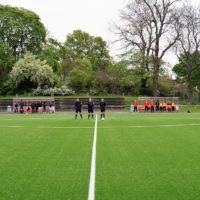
[133,100,138,112]
[75,98,82,119]
[20,99,24,113]
[87,98,94,119]
[144,100,148,112]
[100,98,106,119]
[150,99,154,112]
[156,100,159,111]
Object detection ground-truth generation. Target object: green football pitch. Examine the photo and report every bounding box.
[0,113,200,200]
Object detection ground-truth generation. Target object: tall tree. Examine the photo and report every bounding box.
[39,37,65,75]
[63,30,111,80]
[0,44,15,88]
[0,4,46,59]
[114,1,154,94]
[61,30,112,93]
[69,58,93,92]
[114,0,182,96]
[173,52,200,102]
[175,4,200,102]
[108,60,141,95]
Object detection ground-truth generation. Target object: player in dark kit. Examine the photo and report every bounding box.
[75,98,82,119]
[100,98,106,120]
[87,98,94,119]
[19,100,24,113]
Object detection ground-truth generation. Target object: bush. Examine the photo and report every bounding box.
[32,87,75,96]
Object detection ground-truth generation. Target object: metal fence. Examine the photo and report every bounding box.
[0,98,125,113]
[0,106,12,112]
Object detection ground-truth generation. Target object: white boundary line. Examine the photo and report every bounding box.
[97,123,200,129]
[0,126,94,129]
[88,114,98,200]
[0,123,200,130]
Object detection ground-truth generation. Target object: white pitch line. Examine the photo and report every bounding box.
[97,123,200,129]
[0,125,94,129]
[88,114,98,200]
[0,123,200,130]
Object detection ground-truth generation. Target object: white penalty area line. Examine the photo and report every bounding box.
[88,114,98,200]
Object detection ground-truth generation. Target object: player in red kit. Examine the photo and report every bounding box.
[133,100,138,112]
[144,100,148,112]
[150,100,155,112]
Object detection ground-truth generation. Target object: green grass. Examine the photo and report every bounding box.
[0,113,200,200]
[96,113,200,200]
[0,114,94,200]
[179,105,200,112]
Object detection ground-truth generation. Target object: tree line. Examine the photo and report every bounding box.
[0,1,200,102]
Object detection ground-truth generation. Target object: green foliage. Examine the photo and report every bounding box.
[93,71,115,94]
[173,52,200,100]
[32,86,75,96]
[0,3,186,96]
[0,4,46,58]
[62,30,112,93]
[158,75,177,96]
[64,30,111,72]
[173,63,187,78]
[69,58,93,92]
[9,52,57,93]
[0,43,15,87]
[108,60,142,95]
[39,38,65,74]
[118,50,154,95]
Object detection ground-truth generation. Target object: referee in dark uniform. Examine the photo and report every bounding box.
[100,98,106,119]
[87,98,94,119]
[75,98,82,119]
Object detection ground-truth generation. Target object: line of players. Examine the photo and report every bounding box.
[75,98,106,120]
[14,100,54,113]
[133,99,177,112]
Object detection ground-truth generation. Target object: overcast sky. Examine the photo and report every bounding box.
[0,0,199,64]
[0,0,129,43]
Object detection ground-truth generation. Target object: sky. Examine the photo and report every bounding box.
[0,0,128,43]
[0,0,199,64]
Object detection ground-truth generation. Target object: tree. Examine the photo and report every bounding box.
[193,67,200,101]
[61,30,112,93]
[39,37,65,75]
[0,4,46,59]
[0,43,15,88]
[69,58,93,93]
[108,60,142,95]
[114,1,154,93]
[63,30,111,79]
[9,52,57,93]
[114,0,182,96]
[175,4,200,102]
[173,52,200,101]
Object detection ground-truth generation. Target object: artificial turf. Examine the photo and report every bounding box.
[0,113,200,200]
[0,114,94,200]
[96,113,200,200]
